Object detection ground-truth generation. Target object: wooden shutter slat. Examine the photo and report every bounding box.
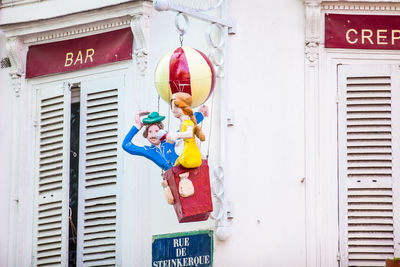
[349,254,393,260]
[81,259,116,267]
[346,106,391,112]
[348,260,386,267]
[348,161,391,168]
[346,77,391,84]
[348,232,394,238]
[87,110,118,121]
[347,179,392,188]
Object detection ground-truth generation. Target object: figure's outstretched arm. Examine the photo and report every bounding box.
[166,120,195,143]
[169,126,194,141]
[122,125,148,156]
[194,105,208,124]
[122,111,150,156]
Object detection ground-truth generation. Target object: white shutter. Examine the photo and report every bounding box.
[77,77,123,266]
[33,83,71,266]
[338,64,399,267]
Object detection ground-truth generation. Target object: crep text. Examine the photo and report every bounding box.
[346,29,400,45]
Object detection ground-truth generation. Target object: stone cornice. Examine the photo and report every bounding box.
[24,17,132,45]
[6,36,26,96]
[322,1,400,11]
[0,1,152,44]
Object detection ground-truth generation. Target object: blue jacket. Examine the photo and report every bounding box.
[122,112,204,171]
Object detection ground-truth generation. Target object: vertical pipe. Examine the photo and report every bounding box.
[7,76,20,267]
[214,0,231,241]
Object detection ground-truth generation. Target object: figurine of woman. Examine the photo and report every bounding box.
[165,92,206,198]
[166,92,205,169]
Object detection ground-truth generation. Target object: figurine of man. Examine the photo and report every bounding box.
[122,107,208,203]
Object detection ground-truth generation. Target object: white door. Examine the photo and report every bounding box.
[338,64,400,267]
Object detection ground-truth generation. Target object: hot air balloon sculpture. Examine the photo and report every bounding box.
[155,46,215,223]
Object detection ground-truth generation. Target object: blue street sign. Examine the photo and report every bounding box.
[152,230,213,267]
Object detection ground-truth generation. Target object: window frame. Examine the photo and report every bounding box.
[309,49,400,266]
[29,63,132,266]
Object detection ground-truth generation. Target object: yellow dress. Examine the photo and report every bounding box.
[175,119,202,168]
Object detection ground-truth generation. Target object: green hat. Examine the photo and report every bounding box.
[142,112,165,124]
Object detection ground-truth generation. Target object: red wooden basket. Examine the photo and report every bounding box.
[164,160,213,223]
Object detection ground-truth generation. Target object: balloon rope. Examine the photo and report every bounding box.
[159,94,164,177]
[168,89,171,133]
[199,116,203,152]
[157,95,160,113]
[207,90,216,159]
[167,103,171,133]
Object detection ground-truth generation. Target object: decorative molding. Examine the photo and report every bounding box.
[9,71,22,97]
[6,37,26,97]
[305,0,322,64]
[322,2,400,11]
[306,42,319,64]
[6,37,24,74]
[26,17,132,44]
[134,49,149,75]
[130,14,150,76]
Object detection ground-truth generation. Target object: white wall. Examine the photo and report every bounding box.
[217,0,306,266]
[0,30,13,267]
[0,0,133,24]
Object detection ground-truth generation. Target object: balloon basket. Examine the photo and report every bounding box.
[164,160,213,223]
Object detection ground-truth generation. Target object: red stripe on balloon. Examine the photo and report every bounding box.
[195,49,215,100]
[169,47,192,96]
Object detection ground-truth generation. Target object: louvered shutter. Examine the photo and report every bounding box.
[338,64,400,267]
[33,83,71,266]
[77,77,123,266]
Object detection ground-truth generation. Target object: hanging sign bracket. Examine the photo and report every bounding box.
[153,0,236,34]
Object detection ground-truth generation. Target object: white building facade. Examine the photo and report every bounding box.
[0,0,399,266]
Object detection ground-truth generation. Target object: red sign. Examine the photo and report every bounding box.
[325,14,400,50]
[26,28,133,78]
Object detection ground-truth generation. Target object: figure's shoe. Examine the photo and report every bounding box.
[161,180,175,205]
[178,172,194,197]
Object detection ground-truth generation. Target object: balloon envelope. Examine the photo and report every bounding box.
[155,46,215,107]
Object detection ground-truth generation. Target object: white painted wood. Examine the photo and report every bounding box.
[77,76,124,267]
[389,65,400,258]
[304,3,322,266]
[338,64,396,267]
[338,64,350,267]
[32,82,71,267]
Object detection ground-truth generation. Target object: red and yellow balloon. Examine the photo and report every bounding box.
[155,46,215,108]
